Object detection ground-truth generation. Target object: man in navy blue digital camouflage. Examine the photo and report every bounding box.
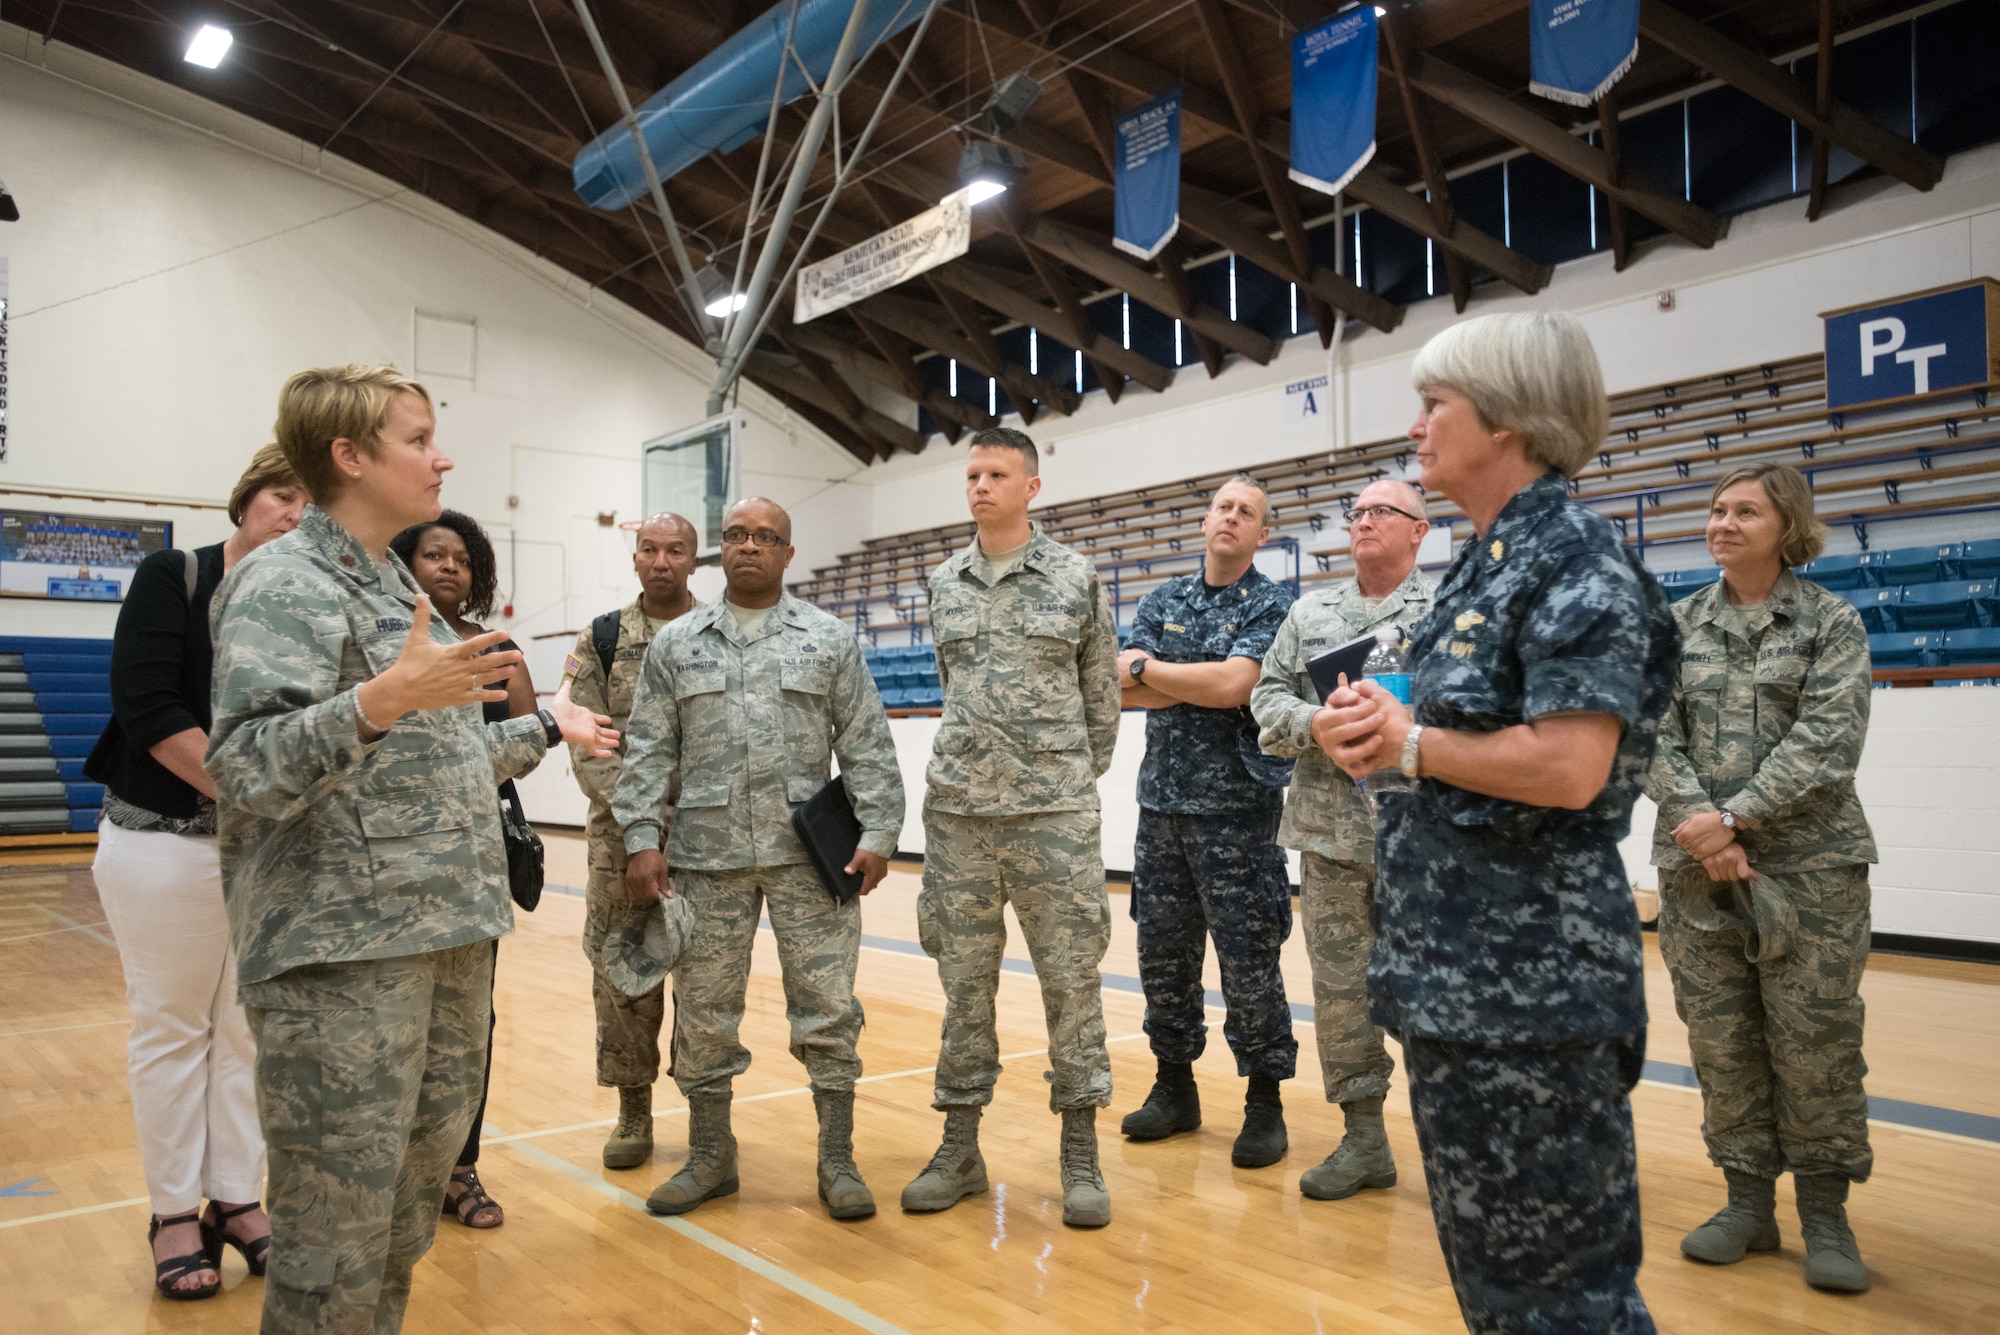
[1115,475,1298,1168]
[1320,311,1674,1333]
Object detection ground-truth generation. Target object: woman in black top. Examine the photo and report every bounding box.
[390,509,536,1229]
[85,444,305,1299]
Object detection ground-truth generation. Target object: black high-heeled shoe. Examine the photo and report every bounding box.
[200,1200,271,1277]
[148,1211,220,1300]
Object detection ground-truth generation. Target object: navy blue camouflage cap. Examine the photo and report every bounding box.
[602,893,695,997]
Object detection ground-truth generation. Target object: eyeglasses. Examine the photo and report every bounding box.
[720,526,786,549]
[1346,504,1424,526]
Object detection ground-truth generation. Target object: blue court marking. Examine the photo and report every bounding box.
[544,888,2000,1146]
[0,1179,57,1198]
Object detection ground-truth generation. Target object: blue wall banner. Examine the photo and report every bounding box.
[1823,279,2000,410]
[1113,90,1182,260]
[1528,0,1638,107]
[1289,7,1376,198]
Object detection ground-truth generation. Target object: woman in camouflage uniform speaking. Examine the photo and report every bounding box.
[207,365,617,1335]
[1646,462,1878,1294]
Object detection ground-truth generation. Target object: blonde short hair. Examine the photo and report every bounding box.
[1409,310,1609,478]
[274,365,432,501]
[227,442,305,526]
[1710,463,1827,568]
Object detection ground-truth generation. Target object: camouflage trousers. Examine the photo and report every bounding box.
[1300,852,1395,1104]
[582,833,667,1089]
[1131,806,1297,1079]
[242,940,493,1335]
[670,863,863,1099]
[1405,1033,1656,1335]
[919,808,1112,1113]
[1658,864,1873,1182]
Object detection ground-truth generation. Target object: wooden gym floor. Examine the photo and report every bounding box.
[2,833,1996,1334]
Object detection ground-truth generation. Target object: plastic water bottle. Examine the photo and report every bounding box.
[1358,627,1413,803]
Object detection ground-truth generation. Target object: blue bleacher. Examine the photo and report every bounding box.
[1798,552,1869,590]
[1,636,113,833]
[1655,567,1720,601]
[1958,539,2000,581]
[1868,632,1944,668]
[1941,628,2000,665]
[1843,587,1900,633]
[1864,543,1958,586]
[1893,581,1995,632]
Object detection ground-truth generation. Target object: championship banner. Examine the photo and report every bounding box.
[1113,89,1181,260]
[794,190,971,324]
[1528,0,1638,107]
[1289,6,1377,198]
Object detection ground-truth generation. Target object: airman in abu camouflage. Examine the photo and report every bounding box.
[1646,463,1878,1295]
[614,497,903,1222]
[1251,477,1435,1202]
[901,428,1121,1230]
[208,365,615,1335]
[561,512,701,1171]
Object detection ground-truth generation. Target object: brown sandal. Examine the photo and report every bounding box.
[443,1167,504,1229]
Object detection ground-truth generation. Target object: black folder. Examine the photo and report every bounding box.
[791,776,866,902]
[1306,632,1386,704]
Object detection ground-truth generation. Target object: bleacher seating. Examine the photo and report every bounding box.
[0,636,112,834]
[794,352,2000,702]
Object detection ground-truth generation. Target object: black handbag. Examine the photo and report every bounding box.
[499,783,544,912]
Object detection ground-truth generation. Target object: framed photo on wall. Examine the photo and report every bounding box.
[0,509,173,601]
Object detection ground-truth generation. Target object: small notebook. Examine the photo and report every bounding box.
[790,776,866,902]
[1306,632,1386,704]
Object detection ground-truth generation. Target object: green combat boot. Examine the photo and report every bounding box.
[1120,1061,1201,1140]
[1796,1175,1871,1293]
[1299,1094,1397,1200]
[646,1093,738,1216]
[900,1108,988,1213]
[602,1085,654,1170]
[813,1089,875,1221]
[1231,1076,1288,1168]
[1680,1169,1779,1264]
[1059,1107,1111,1228]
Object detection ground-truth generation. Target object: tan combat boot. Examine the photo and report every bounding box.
[1059,1107,1111,1228]
[813,1089,875,1221]
[1299,1094,1397,1200]
[602,1085,654,1170]
[646,1093,738,1216]
[1681,1169,1779,1264]
[900,1107,988,1213]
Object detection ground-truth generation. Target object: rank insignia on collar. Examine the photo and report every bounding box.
[1489,539,1504,560]
[1454,611,1486,632]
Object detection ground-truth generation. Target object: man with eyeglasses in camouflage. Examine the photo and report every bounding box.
[1249,478,1435,1202]
[613,497,904,1222]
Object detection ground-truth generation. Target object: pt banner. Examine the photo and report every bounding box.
[1113,89,1182,260]
[1289,6,1376,198]
[1528,0,1638,107]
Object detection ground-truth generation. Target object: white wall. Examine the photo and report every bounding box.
[0,24,868,671]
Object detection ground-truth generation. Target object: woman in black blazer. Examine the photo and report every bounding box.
[85,444,305,1300]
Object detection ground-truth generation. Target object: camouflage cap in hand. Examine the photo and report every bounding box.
[601,892,695,997]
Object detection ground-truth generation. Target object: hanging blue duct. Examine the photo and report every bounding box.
[572,0,927,211]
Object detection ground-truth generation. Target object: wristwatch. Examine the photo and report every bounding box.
[537,708,563,747]
[1399,723,1426,778]
[1129,656,1148,683]
[1718,808,1738,830]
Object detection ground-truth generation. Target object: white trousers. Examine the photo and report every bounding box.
[93,819,265,1215]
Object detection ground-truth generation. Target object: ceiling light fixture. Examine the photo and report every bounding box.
[184,24,233,69]
[704,291,749,317]
[956,139,1027,206]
